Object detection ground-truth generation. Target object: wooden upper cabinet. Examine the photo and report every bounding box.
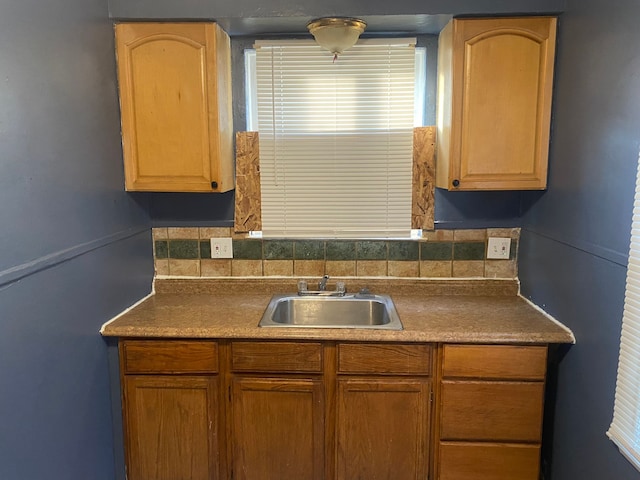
[115,23,234,192]
[436,17,557,190]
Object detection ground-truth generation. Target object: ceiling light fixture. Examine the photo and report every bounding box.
[307,17,367,60]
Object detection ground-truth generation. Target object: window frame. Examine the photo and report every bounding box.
[244,39,426,239]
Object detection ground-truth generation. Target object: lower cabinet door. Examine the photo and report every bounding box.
[123,375,219,480]
[336,378,431,480]
[230,377,325,480]
[438,442,541,480]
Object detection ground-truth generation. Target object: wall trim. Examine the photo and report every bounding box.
[0,226,150,288]
[522,226,628,267]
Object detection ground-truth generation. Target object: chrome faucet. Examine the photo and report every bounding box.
[297,276,347,297]
[318,275,330,291]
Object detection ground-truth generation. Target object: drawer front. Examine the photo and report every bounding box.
[337,343,431,375]
[442,345,547,380]
[121,340,218,374]
[440,381,544,442]
[231,341,323,373]
[438,442,540,480]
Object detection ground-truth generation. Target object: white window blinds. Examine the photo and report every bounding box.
[255,39,416,238]
[608,150,640,472]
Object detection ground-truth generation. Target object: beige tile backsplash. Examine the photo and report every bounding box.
[152,227,520,279]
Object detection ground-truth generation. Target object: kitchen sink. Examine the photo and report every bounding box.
[258,293,403,330]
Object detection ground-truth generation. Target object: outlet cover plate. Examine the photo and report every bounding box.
[210,238,233,259]
[487,237,511,260]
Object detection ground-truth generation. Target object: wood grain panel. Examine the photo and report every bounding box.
[438,441,540,480]
[122,340,218,374]
[412,126,436,230]
[234,131,262,232]
[115,23,234,192]
[231,341,323,373]
[442,345,547,380]
[436,17,556,190]
[336,378,430,480]
[231,377,324,480]
[337,343,431,375]
[440,380,544,441]
[124,376,218,480]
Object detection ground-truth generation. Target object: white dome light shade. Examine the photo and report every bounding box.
[307,17,367,55]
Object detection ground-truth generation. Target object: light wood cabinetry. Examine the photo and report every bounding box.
[435,344,548,480]
[115,23,234,192]
[436,17,557,191]
[120,341,220,480]
[118,340,549,480]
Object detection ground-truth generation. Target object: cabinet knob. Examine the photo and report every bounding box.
[211,181,218,189]
[452,179,460,187]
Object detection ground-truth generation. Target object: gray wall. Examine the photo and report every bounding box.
[108,0,565,22]
[519,0,640,478]
[0,0,153,478]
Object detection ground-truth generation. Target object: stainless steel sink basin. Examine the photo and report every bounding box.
[259,294,403,330]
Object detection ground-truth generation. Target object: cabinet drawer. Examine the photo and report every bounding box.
[440,381,544,442]
[439,442,540,480]
[442,345,547,380]
[121,340,218,374]
[337,343,431,375]
[231,342,323,373]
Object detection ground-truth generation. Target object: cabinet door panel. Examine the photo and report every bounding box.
[440,380,543,442]
[231,377,324,480]
[124,376,218,480]
[438,441,540,480]
[115,23,233,192]
[437,17,556,190]
[336,378,430,480]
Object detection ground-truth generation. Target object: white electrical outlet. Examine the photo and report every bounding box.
[487,237,511,260]
[210,238,233,259]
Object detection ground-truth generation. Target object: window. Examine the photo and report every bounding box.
[245,39,424,238]
[608,150,640,471]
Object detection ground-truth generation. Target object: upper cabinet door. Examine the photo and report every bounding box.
[115,23,234,192]
[436,17,557,191]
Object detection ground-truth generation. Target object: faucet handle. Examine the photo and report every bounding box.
[336,281,346,295]
[297,280,308,294]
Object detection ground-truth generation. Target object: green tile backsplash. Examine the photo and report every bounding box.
[421,242,453,260]
[356,241,388,260]
[233,239,263,259]
[453,242,486,260]
[326,241,356,260]
[264,240,294,260]
[153,228,520,279]
[168,239,199,259]
[388,241,420,261]
[294,240,325,260]
[155,240,168,259]
[199,240,211,259]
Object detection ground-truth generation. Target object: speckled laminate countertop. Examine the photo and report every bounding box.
[100,278,574,344]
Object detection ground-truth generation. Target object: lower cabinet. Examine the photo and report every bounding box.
[336,378,431,480]
[124,376,219,480]
[118,339,548,480]
[120,340,220,480]
[435,344,548,480]
[230,377,325,480]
